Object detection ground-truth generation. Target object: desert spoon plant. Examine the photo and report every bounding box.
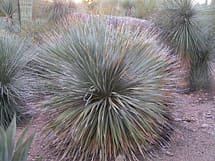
[35,18,178,161]
[0,0,20,32]
[154,0,214,90]
[0,34,35,128]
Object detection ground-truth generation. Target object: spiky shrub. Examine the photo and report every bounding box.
[0,0,17,19]
[120,0,135,16]
[36,18,177,161]
[84,0,122,16]
[154,0,214,90]
[134,0,159,19]
[0,0,20,32]
[120,0,158,19]
[45,0,76,24]
[0,117,35,161]
[0,34,34,128]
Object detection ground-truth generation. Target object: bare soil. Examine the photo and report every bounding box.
[157,91,215,161]
[16,90,215,161]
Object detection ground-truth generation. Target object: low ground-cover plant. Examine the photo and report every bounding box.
[35,18,178,161]
[154,0,215,90]
[0,117,35,161]
[0,34,35,128]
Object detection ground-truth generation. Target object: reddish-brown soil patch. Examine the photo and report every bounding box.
[16,83,215,161]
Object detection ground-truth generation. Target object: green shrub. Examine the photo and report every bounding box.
[0,34,35,128]
[0,117,35,161]
[154,0,214,90]
[36,18,177,161]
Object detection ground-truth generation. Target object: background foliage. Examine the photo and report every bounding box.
[154,0,215,90]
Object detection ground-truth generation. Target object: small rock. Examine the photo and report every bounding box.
[175,118,182,121]
[201,124,209,128]
[165,151,174,156]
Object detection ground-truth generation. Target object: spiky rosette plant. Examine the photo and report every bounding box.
[36,18,178,161]
[0,0,17,19]
[154,0,214,90]
[0,34,35,128]
[45,0,76,24]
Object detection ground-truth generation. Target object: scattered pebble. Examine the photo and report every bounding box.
[175,118,182,122]
[165,151,174,157]
[201,124,210,128]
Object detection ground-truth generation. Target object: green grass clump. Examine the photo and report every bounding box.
[0,34,35,128]
[35,18,178,161]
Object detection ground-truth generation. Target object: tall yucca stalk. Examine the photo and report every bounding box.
[35,18,178,161]
[0,34,34,128]
[154,0,214,90]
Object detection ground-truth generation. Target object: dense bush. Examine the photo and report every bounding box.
[0,34,35,128]
[35,18,178,161]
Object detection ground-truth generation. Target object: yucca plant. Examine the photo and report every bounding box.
[35,18,178,161]
[0,0,20,32]
[0,34,35,128]
[89,0,122,16]
[0,117,35,161]
[0,0,17,19]
[154,0,214,90]
[45,0,76,24]
[120,0,135,16]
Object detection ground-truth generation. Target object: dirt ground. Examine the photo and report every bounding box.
[157,91,215,161]
[16,88,215,161]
